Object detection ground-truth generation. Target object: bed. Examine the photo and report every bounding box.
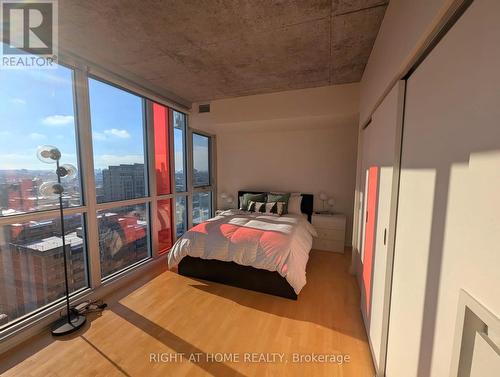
[167,191,316,299]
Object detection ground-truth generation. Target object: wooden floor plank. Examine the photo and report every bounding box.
[0,250,374,377]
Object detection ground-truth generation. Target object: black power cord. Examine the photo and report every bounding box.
[68,300,107,317]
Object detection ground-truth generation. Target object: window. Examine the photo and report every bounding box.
[191,132,214,226]
[157,199,173,253]
[0,59,207,334]
[192,192,212,226]
[175,196,187,237]
[0,64,88,330]
[88,78,153,279]
[0,65,82,216]
[173,111,187,192]
[192,133,210,187]
[0,214,87,327]
[88,78,147,204]
[98,204,150,278]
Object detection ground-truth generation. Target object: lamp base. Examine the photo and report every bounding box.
[51,313,86,336]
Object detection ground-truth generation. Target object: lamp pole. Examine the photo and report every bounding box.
[36,146,87,336]
[56,159,72,326]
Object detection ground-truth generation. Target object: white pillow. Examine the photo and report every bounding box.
[265,202,276,214]
[264,201,286,216]
[248,200,265,213]
[287,194,303,214]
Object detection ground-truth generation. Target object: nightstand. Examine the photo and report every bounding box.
[311,213,346,253]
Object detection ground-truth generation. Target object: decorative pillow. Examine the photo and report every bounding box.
[265,202,276,214]
[238,196,245,210]
[287,194,303,215]
[267,193,291,213]
[247,200,265,213]
[255,201,266,213]
[265,201,286,216]
[241,193,266,210]
[247,200,256,211]
[274,201,286,216]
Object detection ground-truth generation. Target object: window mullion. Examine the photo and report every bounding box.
[145,100,159,258]
[211,136,217,215]
[0,207,84,226]
[186,123,194,229]
[168,108,178,242]
[74,67,101,290]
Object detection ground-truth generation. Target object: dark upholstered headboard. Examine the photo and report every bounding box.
[237,191,314,222]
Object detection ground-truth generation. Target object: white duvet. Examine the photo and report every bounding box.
[168,209,317,294]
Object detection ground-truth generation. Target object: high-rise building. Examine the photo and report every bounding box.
[0,217,86,324]
[102,164,145,202]
[0,179,37,214]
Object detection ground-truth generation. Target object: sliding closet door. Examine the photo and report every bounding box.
[359,82,404,373]
[386,1,500,376]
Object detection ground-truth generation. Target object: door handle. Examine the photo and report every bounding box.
[383,228,387,245]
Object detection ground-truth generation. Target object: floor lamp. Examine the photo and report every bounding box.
[37,145,86,336]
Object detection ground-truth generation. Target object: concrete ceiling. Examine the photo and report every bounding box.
[59,0,388,104]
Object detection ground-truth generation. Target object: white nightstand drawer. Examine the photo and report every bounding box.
[316,227,345,241]
[312,214,346,229]
[313,238,344,253]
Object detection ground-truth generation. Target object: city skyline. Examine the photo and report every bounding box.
[0,67,208,172]
[0,66,212,331]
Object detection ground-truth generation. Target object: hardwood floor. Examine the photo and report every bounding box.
[0,250,374,377]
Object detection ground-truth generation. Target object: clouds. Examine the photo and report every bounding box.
[94,154,144,169]
[93,128,131,141]
[42,115,74,127]
[0,152,42,169]
[104,128,130,139]
[92,132,107,141]
[0,150,78,170]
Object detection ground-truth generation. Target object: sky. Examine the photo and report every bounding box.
[0,66,79,170]
[0,65,209,173]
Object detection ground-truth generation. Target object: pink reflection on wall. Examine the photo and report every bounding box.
[363,166,379,316]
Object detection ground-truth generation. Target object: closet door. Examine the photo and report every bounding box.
[359,82,404,373]
[386,0,500,376]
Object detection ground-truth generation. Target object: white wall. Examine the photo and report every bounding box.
[191,84,360,244]
[360,0,453,123]
[353,0,457,260]
[386,1,500,376]
[353,0,463,269]
[359,82,404,373]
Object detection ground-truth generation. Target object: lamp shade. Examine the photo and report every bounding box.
[57,164,77,179]
[39,181,64,198]
[220,192,228,199]
[327,198,335,206]
[226,195,234,203]
[319,192,328,201]
[36,145,61,164]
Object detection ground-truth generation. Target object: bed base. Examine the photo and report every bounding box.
[178,256,297,300]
